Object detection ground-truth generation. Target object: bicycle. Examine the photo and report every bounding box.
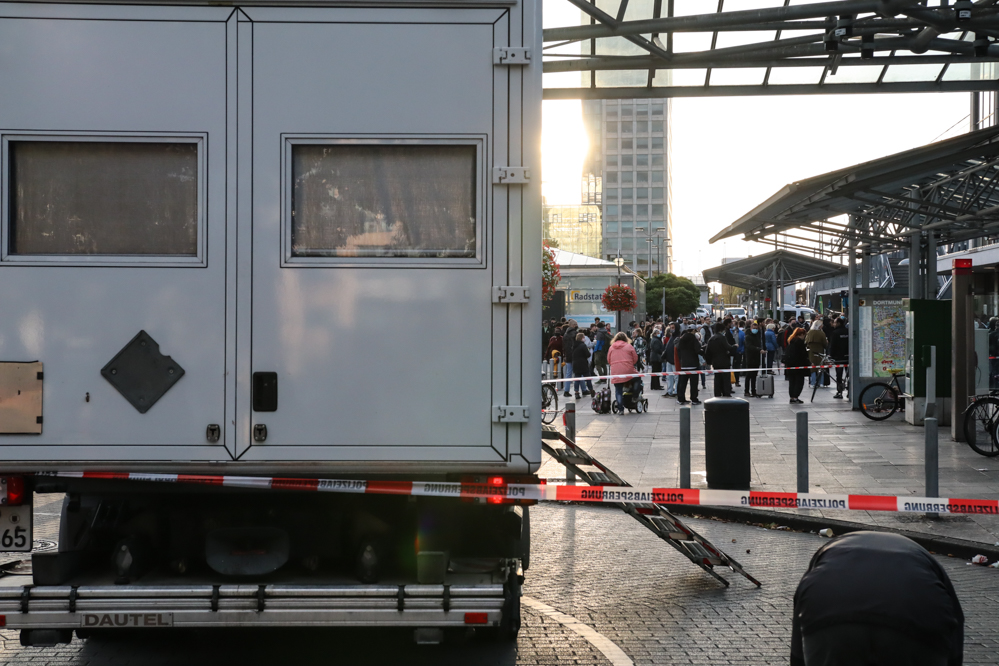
[962,391,999,456]
[541,382,559,425]
[858,371,905,421]
[809,353,847,404]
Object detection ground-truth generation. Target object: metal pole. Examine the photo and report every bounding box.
[796,411,809,493]
[565,400,577,485]
[925,345,936,420]
[925,416,939,518]
[679,405,691,489]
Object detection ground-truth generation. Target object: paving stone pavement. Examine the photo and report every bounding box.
[545,375,999,545]
[4,503,999,664]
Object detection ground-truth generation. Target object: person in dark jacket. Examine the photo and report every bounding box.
[570,332,594,399]
[592,323,612,379]
[545,328,563,368]
[723,318,740,387]
[674,329,703,405]
[743,321,764,397]
[561,320,579,397]
[649,329,664,391]
[791,531,963,666]
[784,326,809,404]
[662,325,678,397]
[827,317,849,399]
[704,322,738,397]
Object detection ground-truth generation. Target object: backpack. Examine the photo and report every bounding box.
[592,386,612,414]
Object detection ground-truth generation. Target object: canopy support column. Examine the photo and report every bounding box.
[910,231,923,300]
[926,230,937,299]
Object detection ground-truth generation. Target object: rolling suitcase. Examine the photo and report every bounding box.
[755,374,774,398]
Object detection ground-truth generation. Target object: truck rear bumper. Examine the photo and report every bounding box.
[0,582,505,629]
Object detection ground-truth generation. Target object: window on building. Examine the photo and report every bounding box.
[636,106,649,118]
[652,103,664,116]
[652,155,664,167]
[621,121,633,134]
[621,139,633,150]
[621,187,633,199]
[605,139,617,152]
[605,188,618,202]
[635,204,648,217]
[607,108,618,119]
[621,204,633,217]
[605,220,618,233]
[9,141,200,256]
[637,254,648,266]
[622,154,633,167]
[621,106,633,117]
[636,188,648,200]
[652,137,664,150]
[605,171,618,184]
[636,137,649,150]
[584,100,601,115]
[652,120,664,132]
[606,155,618,167]
[621,237,634,251]
[636,154,648,167]
[652,187,664,199]
[621,171,634,183]
[652,170,664,183]
[605,204,619,216]
[637,171,649,184]
[621,221,634,232]
[605,121,618,134]
[652,206,665,218]
[636,121,648,134]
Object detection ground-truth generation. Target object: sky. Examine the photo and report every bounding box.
[538,0,974,279]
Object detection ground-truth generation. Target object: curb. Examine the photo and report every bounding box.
[665,503,999,561]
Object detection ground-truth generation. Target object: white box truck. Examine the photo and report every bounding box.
[0,0,541,646]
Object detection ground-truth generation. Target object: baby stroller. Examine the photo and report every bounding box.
[612,377,649,414]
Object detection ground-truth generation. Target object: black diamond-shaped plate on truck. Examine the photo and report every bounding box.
[101,330,185,414]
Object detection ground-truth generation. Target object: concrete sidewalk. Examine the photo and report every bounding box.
[540,373,999,546]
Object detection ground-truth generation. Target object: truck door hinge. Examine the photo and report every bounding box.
[493,47,531,66]
[492,286,530,304]
[492,167,531,185]
[493,405,530,423]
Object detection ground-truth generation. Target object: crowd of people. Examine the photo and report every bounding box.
[543,311,850,406]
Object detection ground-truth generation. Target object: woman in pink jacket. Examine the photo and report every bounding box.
[606,332,639,410]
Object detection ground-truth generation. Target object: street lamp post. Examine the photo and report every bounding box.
[635,226,665,279]
[613,256,625,333]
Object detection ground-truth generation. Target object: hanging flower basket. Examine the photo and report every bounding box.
[602,284,637,312]
[542,243,561,302]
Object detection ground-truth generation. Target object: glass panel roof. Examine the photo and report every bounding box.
[543,0,999,98]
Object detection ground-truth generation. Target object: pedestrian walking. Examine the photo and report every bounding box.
[592,322,611,380]
[705,322,738,397]
[805,320,828,388]
[649,328,664,392]
[561,319,578,396]
[785,326,808,404]
[791,531,963,666]
[743,320,763,397]
[571,332,594,399]
[607,332,639,410]
[674,328,703,405]
[765,323,778,373]
[827,317,849,398]
[662,324,678,397]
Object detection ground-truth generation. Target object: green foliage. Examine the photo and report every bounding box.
[646,273,701,319]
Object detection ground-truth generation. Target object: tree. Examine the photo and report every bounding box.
[646,273,701,319]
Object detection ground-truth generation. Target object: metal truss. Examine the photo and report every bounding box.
[544,0,999,99]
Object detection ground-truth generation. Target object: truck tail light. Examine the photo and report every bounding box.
[464,612,488,625]
[0,614,6,627]
[458,475,537,506]
[1,476,26,506]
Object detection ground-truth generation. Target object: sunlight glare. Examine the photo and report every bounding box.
[542,100,588,205]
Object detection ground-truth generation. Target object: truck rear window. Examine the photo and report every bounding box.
[9,141,198,256]
[290,144,476,258]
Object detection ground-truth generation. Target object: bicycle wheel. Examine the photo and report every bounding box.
[541,384,559,425]
[964,397,999,456]
[859,382,900,421]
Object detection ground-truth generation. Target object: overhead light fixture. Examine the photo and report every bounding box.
[974,33,990,57]
[955,0,973,22]
[834,15,854,38]
[861,36,875,59]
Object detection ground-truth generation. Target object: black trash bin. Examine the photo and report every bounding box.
[704,397,750,490]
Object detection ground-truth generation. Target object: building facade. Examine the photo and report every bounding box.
[582,98,672,276]
[542,203,602,259]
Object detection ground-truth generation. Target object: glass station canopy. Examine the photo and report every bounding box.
[543,0,999,98]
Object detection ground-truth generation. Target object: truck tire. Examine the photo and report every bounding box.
[495,569,521,641]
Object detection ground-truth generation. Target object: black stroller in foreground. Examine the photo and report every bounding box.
[612,377,649,414]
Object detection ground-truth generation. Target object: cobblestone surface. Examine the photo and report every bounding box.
[2,502,998,664]
[549,378,999,544]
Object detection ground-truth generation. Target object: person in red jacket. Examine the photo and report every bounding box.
[606,332,639,410]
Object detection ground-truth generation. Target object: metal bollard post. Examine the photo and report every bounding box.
[680,406,691,489]
[796,411,809,494]
[925,345,936,420]
[565,401,577,485]
[925,417,939,518]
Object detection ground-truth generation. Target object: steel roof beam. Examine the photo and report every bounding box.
[543,79,999,98]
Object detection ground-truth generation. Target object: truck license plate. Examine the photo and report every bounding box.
[0,505,32,552]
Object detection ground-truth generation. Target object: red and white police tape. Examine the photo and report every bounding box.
[541,363,848,385]
[29,471,998,515]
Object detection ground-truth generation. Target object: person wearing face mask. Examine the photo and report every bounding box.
[743,320,764,398]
